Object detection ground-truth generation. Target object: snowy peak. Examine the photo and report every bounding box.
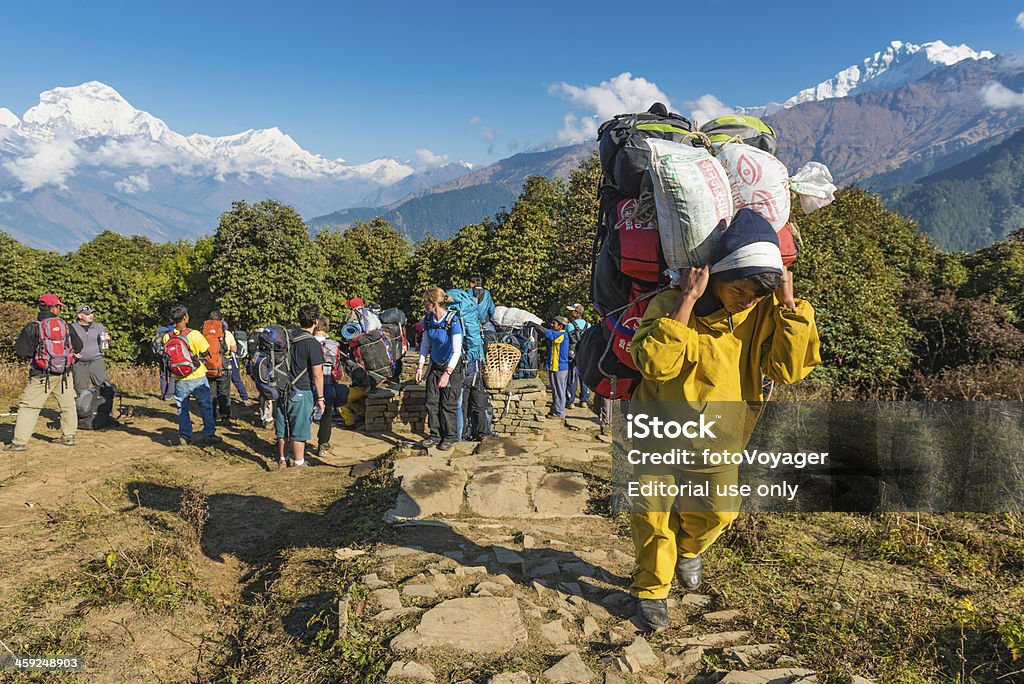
[0,81,434,185]
[783,40,994,108]
[0,108,19,127]
[19,81,181,144]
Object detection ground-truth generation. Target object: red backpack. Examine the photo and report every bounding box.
[164,329,201,378]
[612,196,665,283]
[34,318,75,375]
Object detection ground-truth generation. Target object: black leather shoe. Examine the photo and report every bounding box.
[417,437,440,449]
[676,554,703,590]
[635,598,670,632]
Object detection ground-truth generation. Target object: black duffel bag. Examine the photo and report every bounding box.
[77,381,117,430]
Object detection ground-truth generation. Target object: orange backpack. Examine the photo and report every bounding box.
[202,320,226,378]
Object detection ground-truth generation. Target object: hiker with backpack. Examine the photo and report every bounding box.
[202,310,235,423]
[416,287,466,451]
[228,329,251,405]
[447,288,492,442]
[626,211,820,632]
[4,294,83,452]
[152,323,176,401]
[313,317,349,456]
[468,274,495,331]
[163,305,220,447]
[526,316,571,419]
[272,304,326,468]
[564,303,591,408]
[70,304,111,397]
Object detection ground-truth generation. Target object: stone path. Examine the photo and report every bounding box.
[348,407,873,683]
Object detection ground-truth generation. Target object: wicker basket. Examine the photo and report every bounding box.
[483,343,522,390]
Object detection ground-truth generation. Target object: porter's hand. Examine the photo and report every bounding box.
[415,366,424,384]
[776,267,796,309]
[678,265,710,301]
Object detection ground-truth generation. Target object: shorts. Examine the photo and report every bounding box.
[273,388,314,442]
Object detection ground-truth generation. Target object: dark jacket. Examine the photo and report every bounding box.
[14,311,85,378]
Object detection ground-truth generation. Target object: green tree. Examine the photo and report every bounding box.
[481,175,561,316]
[547,153,601,316]
[404,236,445,318]
[209,200,326,331]
[315,217,412,324]
[792,188,931,388]
[49,231,180,363]
[960,239,1024,327]
[0,231,51,303]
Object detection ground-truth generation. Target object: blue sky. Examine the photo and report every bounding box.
[1,0,1022,167]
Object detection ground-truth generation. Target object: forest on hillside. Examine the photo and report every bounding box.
[1,153,1023,399]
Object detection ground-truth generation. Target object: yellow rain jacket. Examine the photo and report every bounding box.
[626,289,820,599]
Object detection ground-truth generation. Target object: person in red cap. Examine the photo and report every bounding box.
[4,294,84,452]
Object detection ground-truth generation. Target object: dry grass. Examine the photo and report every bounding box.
[0,362,258,402]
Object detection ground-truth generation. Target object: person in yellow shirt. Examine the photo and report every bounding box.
[627,209,820,631]
[164,305,220,447]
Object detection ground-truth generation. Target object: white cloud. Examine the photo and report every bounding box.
[981,81,1024,108]
[414,148,448,168]
[684,94,735,127]
[95,138,192,169]
[468,115,483,126]
[1017,11,1024,29]
[549,72,672,143]
[115,172,151,194]
[2,136,81,192]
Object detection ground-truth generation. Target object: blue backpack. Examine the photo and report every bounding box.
[445,288,485,364]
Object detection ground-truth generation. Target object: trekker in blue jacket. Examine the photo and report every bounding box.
[527,316,570,419]
[416,287,465,451]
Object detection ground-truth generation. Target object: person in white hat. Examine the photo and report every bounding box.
[70,304,111,396]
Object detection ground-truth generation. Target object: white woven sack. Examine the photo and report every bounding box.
[717,142,791,232]
[493,306,542,329]
[647,139,734,268]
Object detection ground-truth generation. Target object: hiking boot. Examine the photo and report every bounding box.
[437,439,456,451]
[676,554,703,590]
[278,459,288,470]
[58,436,76,446]
[291,460,308,467]
[173,436,191,447]
[416,437,440,449]
[317,443,332,456]
[195,434,222,447]
[3,442,26,453]
[635,598,670,632]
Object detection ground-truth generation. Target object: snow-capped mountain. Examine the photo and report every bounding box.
[0,81,472,249]
[3,81,431,183]
[785,40,994,107]
[737,40,994,117]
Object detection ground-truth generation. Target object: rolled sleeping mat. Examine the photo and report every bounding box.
[341,321,364,341]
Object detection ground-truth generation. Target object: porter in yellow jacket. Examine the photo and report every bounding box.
[627,209,821,630]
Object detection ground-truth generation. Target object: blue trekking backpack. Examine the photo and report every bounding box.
[445,288,484,364]
[247,325,312,401]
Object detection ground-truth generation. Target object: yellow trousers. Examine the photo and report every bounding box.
[629,466,740,599]
[339,385,367,426]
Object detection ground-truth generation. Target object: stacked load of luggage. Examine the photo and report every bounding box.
[579,104,836,399]
[486,305,544,380]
